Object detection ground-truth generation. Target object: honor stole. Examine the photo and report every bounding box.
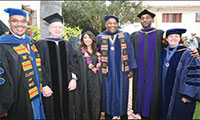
[13,42,42,101]
[100,33,129,74]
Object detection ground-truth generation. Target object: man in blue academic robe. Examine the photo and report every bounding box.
[0,8,45,119]
[97,15,137,119]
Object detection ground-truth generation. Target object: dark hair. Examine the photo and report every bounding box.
[77,31,99,52]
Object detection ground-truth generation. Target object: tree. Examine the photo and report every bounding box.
[62,1,143,33]
[29,25,81,41]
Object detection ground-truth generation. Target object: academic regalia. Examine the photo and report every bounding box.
[131,27,164,119]
[0,33,45,119]
[137,9,155,18]
[75,50,102,119]
[0,20,9,36]
[160,45,200,119]
[35,38,78,119]
[97,30,137,116]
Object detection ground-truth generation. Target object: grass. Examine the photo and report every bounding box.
[193,101,200,119]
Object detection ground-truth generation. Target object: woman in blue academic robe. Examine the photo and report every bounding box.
[160,28,200,119]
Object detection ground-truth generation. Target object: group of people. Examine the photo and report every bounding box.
[0,7,200,120]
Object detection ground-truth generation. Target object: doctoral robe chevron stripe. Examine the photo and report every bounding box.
[13,44,43,100]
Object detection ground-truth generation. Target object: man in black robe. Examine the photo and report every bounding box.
[35,13,78,119]
[0,8,45,119]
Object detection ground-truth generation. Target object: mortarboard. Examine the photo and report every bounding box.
[0,20,9,36]
[4,8,31,18]
[43,13,63,25]
[137,9,155,19]
[81,26,99,36]
[166,28,187,37]
[104,14,119,23]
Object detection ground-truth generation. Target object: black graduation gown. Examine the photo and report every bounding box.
[131,28,164,119]
[35,38,78,119]
[0,39,45,119]
[75,50,102,119]
[0,44,34,118]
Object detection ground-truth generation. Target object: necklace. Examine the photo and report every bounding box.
[81,49,101,73]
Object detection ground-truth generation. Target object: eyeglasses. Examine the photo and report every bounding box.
[10,19,27,24]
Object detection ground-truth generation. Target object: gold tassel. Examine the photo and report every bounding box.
[26,11,29,22]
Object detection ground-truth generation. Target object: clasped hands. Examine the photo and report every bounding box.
[42,73,77,97]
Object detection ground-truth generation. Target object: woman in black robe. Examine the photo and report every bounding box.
[75,31,102,119]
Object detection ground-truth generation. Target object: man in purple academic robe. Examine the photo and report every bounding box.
[97,15,137,120]
[131,9,164,119]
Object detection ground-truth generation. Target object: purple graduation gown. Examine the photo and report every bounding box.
[131,28,164,119]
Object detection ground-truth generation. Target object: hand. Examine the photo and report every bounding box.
[0,112,8,118]
[68,79,76,91]
[42,86,53,97]
[128,72,133,78]
[181,97,191,103]
[190,48,199,59]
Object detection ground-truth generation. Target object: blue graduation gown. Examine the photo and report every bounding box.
[160,45,200,119]
[97,30,137,116]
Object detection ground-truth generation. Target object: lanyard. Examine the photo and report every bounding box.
[165,46,178,67]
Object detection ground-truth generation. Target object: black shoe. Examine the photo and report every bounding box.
[105,114,113,120]
[120,114,128,120]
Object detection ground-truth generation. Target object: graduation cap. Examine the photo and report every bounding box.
[43,13,63,25]
[137,9,155,19]
[104,14,119,23]
[166,28,187,37]
[0,20,9,36]
[81,26,99,36]
[4,8,31,18]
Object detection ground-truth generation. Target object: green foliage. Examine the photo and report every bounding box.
[28,25,81,41]
[62,1,143,32]
[193,101,200,119]
[28,25,41,41]
[63,26,81,40]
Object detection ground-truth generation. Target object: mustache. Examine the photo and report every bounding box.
[15,26,26,28]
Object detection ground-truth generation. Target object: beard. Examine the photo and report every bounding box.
[142,23,151,29]
[12,26,27,36]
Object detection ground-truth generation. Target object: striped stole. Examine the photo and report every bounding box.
[100,33,129,74]
[13,42,42,100]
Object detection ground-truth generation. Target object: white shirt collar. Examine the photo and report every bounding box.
[10,30,25,39]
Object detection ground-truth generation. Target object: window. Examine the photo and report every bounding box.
[196,13,200,22]
[22,5,37,37]
[162,13,182,23]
